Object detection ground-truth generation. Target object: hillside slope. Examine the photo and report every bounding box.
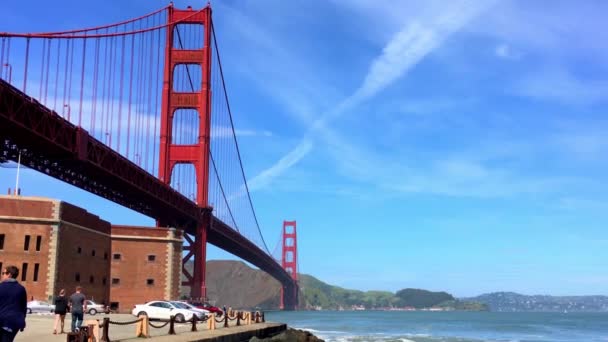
[185,260,486,311]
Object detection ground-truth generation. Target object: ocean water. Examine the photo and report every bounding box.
[265,310,608,342]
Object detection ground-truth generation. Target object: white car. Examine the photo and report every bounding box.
[85,300,106,315]
[27,300,55,314]
[170,301,210,319]
[131,301,200,322]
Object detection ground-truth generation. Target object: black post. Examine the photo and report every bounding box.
[261,311,265,323]
[224,312,229,328]
[100,317,110,342]
[236,311,241,326]
[191,315,198,332]
[168,315,176,335]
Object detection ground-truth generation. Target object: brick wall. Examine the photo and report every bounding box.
[56,201,111,305]
[110,225,183,313]
[0,196,57,301]
[1,196,185,313]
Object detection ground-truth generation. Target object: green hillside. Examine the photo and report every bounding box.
[185,261,487,311]
[299,274,486,310]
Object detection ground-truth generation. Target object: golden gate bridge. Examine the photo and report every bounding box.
[0,4,299,309]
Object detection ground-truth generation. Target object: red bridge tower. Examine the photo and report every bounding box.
[158,5,213,299]
[280,220,299,309]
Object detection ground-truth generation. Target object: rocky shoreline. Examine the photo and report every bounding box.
[250,327,324,341]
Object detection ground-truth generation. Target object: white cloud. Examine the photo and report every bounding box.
[247,138,313,191]
[250,0,495,191]
[514,67,608,105]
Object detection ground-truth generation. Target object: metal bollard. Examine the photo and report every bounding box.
[224,311,229,328]
[236,311,241,326]
[100,317,110,342]
[191,315,198,332]
[168,315,176,335]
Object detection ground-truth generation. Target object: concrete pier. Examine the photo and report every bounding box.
[16,313,286,342]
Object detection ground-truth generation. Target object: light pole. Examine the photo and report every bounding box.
[64,104,71,122]
[3,63,12,83]
[14,150,21,196]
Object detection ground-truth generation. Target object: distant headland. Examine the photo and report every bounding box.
[191,260,608,312]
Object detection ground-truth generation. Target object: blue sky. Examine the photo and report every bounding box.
[2,0,608,297]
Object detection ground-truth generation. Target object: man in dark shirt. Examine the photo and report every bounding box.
[0,265,27,342]
[68,286,87,333]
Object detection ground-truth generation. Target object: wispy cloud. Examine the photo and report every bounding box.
[247,138,313,191]
[513,67,608,105]
[250,0,495,191]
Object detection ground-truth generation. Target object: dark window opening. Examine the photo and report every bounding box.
[104,252,108,260]
[24,235,30,251]
[77,247,82,254]
[113,254,121,260]
[146,279,155,285]
[91,249,96,257]
[0,234,6,249]
[75,273,80,282]
[33,263,40,282]
[21,263,28,281]
[147,255,156,262]
[112,278,120,285]
[35,236,42,251]
[102,277,107,285]
[89,275,94,284]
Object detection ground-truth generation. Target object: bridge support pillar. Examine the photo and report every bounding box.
[191,207,211,300]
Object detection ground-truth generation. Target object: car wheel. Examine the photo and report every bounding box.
[137,311,148,317]
[174,314,185,323]
[27,308,32,314]
[89,308,97,315]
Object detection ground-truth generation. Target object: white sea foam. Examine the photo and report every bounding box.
[299,327,348,334]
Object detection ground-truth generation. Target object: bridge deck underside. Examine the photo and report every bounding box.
[0,79,295,296]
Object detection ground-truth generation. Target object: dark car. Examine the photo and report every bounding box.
[189,302,223,316]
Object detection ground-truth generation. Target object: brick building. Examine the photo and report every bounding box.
[0,195,183,312]
[109,225,183,312]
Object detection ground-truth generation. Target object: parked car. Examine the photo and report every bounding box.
[131,301,201,322]
[27,300,55,314]
[189,302,223,316]
[171,301,210,319]
[85,300,106,315]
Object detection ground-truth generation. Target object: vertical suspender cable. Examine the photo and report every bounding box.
[53,39,61,112]
[23,38,30,93]
[127,32,135,159]
[117,35,126,153]
[44,38,52,105]
[78,38,87,127]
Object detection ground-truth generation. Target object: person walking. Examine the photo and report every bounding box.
[0,265,27,342]
[68,286,87,333]
[53,289,68,334]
